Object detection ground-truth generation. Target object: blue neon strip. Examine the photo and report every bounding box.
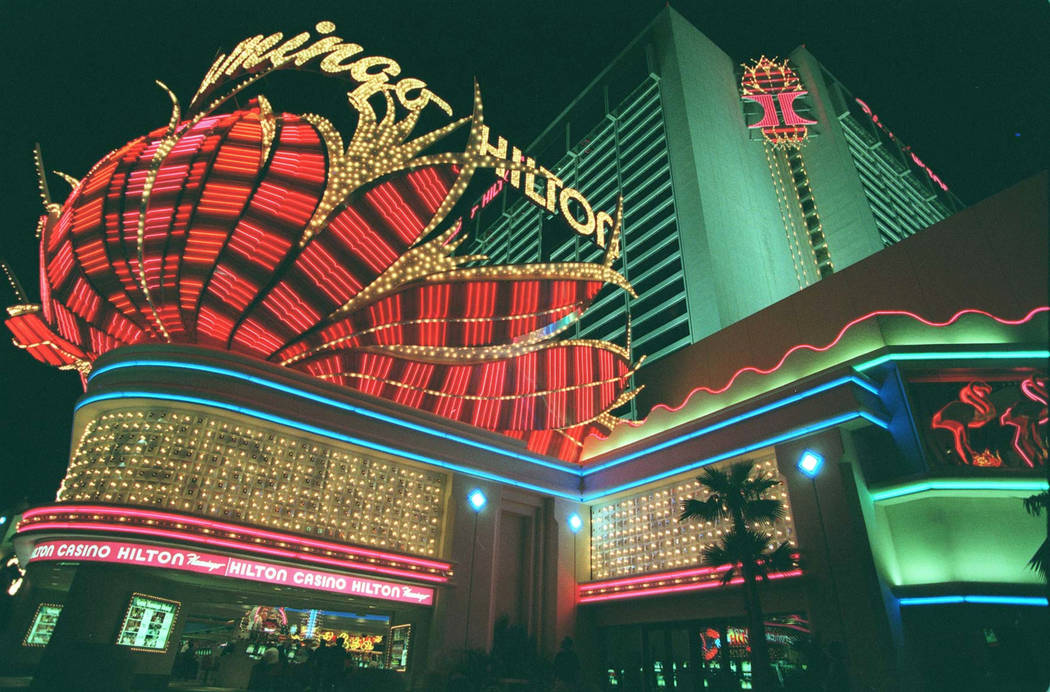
[75,391,582,501]
[855,350,1050,372]
[580,411,889,502]
[88,360,575,474]
[91,361,885,481]
[870,479,1048,502]
[582,375,881,476]
[899,595,1048,607]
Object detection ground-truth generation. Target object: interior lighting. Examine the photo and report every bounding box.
[568,513,583,533]
[468,489,487,512]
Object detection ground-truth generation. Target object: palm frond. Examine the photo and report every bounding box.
[697,466,733,496]
[1023,491,1050,517]
[701,543,739,584]
[744,498,786,523]
[1028,538,1049,581]
[762,541,798,574]
[744,474,780,498]
[729,460,756,488]
[681,497,727,523]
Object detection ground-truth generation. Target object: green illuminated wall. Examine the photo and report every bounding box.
[870,490,1044,587]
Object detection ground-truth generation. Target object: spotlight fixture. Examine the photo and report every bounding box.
[797,450,824,478]
[468,489,487,512]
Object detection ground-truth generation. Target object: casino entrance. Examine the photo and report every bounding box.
[9,559,434,691]
[161,567,428,689]
[597,613,814,691]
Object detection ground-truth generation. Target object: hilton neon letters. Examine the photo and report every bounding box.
[29,539,434,606]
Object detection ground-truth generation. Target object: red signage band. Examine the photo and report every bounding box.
[27,539,435,607]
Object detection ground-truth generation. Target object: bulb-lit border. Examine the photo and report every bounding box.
[19,505,451,583]
[115,592,181,654]
[579,566,803,603]
[22,602,63,648]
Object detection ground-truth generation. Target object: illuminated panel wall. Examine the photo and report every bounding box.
[818,67,963,246]
[59,405,449,556]
[589,454,796,580]
[471,75,688,366]
[465,72,688,422]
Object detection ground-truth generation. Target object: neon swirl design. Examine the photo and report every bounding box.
[587,306,1048,443]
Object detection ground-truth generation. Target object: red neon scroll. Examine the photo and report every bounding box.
[932,382,1002,467]
[999,375,1049,468]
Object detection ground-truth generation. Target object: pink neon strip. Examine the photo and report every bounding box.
[580,564,731,591]
[578,570,803,603]
[585,306,1049,441]
[19,521,447,584]
[21,504,450,571]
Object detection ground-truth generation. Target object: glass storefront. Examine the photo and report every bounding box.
[601,614,813,691]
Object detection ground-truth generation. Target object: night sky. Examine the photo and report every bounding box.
[1,0,1046,509]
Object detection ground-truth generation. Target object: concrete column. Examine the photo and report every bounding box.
[427,476,502,667]
[776,429,899,692]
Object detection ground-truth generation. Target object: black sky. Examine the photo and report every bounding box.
[1,0,1047,509]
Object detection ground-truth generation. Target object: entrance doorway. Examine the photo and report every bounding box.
[600,614,812,690]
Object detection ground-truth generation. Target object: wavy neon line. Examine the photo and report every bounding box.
[586,306,1048,444]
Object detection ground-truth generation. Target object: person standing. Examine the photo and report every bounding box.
[553,637,580,690]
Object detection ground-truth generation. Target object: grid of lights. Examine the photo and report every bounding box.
[588,455,796,580]
[59,406,449,557]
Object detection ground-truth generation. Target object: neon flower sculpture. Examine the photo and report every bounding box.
[4,23,641,462]
[740,56,817,148]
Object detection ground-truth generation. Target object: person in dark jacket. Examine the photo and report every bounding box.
[553,637,580,689]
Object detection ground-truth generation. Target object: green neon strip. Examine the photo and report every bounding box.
[854,350,1049,372]
[871,479,1049,502]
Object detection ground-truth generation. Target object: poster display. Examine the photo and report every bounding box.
[115,593,180,652]
[388,624,412,672]
[23,603,62,647]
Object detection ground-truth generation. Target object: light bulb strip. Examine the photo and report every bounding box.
[19,520,447,584]
[578,569,803,603]
[20,504,450,571]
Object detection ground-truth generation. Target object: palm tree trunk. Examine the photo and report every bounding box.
[740,557,775,689]
[732,511,774,690]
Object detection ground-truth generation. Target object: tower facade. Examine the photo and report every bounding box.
[461,8,963,381]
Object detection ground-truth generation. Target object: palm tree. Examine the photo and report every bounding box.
[1022,489,1049,602]
[680,460,797,690]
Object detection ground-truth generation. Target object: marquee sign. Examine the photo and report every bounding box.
[28,539,435,606]
[191,21,451,116]
[6,21,639,461]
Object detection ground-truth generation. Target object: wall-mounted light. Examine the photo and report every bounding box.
[568,513,583,534]
[797,450,824,478]
[468,489,487,512]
